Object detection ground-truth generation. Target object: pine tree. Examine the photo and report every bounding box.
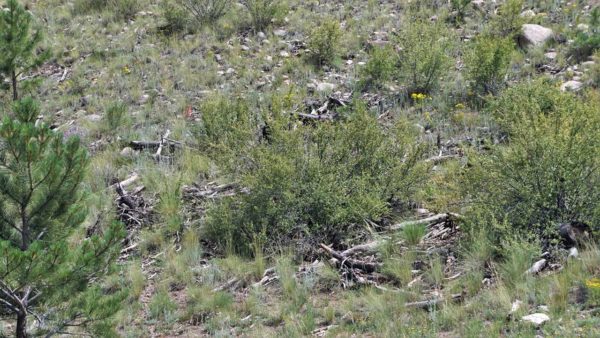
[0,98,126,337]
[0,0,50,101]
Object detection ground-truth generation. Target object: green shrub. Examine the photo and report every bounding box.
[488,0,525,38]
[160,0,192,34]
[359,45,397,90]
[586,50,600,88]
[194,95,257,171]
[202,103,426,256]
[241,0,282,32]
[177,0,230,26]
[401,222,427,246]
[568,7,600,62]
[307,19,343,66]
[73,0,140,20]
[104,101,128,131]
[464,35,515,97]
[449,0,472,26]
[466,80,600,244]
[393,18,452,94]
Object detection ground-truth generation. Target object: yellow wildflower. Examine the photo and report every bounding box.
[411,92,427,101]
[455,103,465,110]
[586,278,600,289]
[122,66,132,74]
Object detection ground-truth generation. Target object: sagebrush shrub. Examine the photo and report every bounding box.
[202,103,427,256]
[307,19,343,66]
[465,80,600,244]
[177,0,230,26]
[465,34,514,97]
[241,0,282,31]
[359,45,397,90]
[160,0,192,34]
[73,0,139,20]
[393,18,452,94]
[568,7,600,62]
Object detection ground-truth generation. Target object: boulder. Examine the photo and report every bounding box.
[520,24,554,47]
[522,313,550,326]
[317,82,336,93]
[560,80,583,92]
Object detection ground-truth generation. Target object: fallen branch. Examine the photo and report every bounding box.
[390,213,461,231]
[405,293,463,310]
[320,243,382,273]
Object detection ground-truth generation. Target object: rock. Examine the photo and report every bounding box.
[120,147,134,157]
[526,259,547,274]
[279,51,290,58]
[139,94,150,105]
[537,305,549,312]
[274,29,287,37]
[544,51,557,60]
[576,23,589,32]
[568,247,579,258]
[522,313,550,326]
[560,80,583,92]
[226,67,235,75]
[241,45,250,52]
[510,300,523,314]
[520,24,554,47]
[582,61,596,68]
[85,114,102,122]
[520,9,536,18]
[257,31,266,39]
[317,82,336,92]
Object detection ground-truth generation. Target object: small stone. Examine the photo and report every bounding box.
[241,45,250,52]
[279,51,290,58]
[568,247,579,258]
[139,94,150,104]
[576,23,589,32]
[274,29,287,37]
[520,9,536,18]
[544,51,557,60]
[522,313,550,326]
[317,82,336,92]
[537,305,549,312]
[510,300,523,314]
[120,147,134,157]
[582,61,596,68]
[85,114,102,122]
[560,80,583,92]
[257,31,266,39]
[225,68,235,75]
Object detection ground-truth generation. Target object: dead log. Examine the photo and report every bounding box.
[115,183,137,209]
[320,243,382,273]
[341,241,381,256]
[405,293,463,310]
[390,213,461,231]
[153,130,171,161]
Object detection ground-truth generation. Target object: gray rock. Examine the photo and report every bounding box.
[560,80,583,92]
[120,147,134,157]
[274,29,287,37]
[257,31,266,39]
[521,24,554,47]
[85,114,102,122]
[544,51,557,60]
[520,9,536,18]
[317,82,336,92]
[522,313,550,326]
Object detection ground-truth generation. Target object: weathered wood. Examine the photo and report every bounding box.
[390,213,461,231]
[405,293,463,310]
[320,243,382,273]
